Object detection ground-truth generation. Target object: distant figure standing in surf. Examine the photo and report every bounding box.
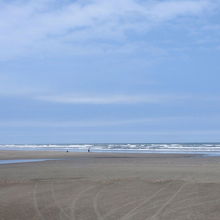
[88,147,91,153]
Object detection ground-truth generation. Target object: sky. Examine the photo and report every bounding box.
[1,0,220,144]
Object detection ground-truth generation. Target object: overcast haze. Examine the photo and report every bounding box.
[1,0,220,143]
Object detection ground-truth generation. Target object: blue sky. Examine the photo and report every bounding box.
[1,0,220,143]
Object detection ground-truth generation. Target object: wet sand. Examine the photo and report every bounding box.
[1,151,220,220]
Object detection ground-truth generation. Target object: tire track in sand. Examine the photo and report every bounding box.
[71,184,97,219]
[119,182,173,220]
[93,185,106,220]
[50,181,71,220]
[103,199,140,219]
[147,183,186,220]
[32,183,45,220]
[165,198,220,216]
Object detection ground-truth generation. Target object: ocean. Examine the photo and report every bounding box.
[1,143,220,155]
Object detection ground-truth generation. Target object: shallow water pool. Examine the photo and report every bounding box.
[0,159,55,165]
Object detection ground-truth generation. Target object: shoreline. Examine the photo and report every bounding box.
[0,150,204,160]
[1,150,220,164]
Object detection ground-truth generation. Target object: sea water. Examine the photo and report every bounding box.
[1,143,220,155]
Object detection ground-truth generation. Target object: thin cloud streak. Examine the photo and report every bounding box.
[36,94,185,104]
[0,117,169,128]
[1,115,220,128]
[35,93,220,104]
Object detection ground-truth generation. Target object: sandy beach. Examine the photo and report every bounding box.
[1,151,220,220]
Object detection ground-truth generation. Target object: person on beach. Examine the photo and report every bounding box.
[88,147,90,153]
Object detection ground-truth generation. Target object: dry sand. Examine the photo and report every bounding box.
[1,151,220,220]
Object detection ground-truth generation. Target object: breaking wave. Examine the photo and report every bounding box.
[1,143,220,155]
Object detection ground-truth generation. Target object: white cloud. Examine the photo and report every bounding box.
[35,93,220,104]
[0,0,214,60]
[148,0,212,20]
